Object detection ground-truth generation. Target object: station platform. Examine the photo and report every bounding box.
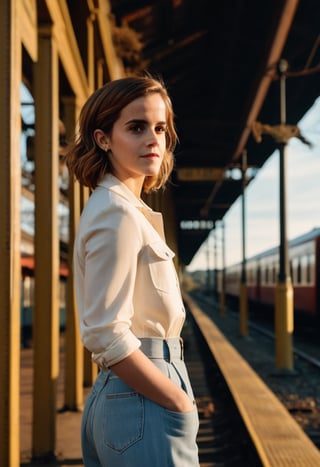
[184,291,320,466]
[20,293,320,466]
[20,341,87,467]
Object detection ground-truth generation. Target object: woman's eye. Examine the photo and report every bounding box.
[128,124,167,134]
[129,124,143,133]
[155,125,167,133]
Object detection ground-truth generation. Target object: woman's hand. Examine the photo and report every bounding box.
[110,349,195,413]
[165,389,195,413]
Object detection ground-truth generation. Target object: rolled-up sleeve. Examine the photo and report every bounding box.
[74,196,142,368]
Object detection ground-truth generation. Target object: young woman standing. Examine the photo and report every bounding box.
[66,75,199,466]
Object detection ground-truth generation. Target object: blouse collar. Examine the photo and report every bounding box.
[97,174,165,240]
[97,173,149,209]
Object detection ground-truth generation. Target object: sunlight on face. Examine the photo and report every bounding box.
[107,93,167,196]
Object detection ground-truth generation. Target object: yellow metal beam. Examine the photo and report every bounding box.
[87,13,96,93]
[176,167,225,182]
[233,0,299,161]
[63,96,84,410]
[20,0,38,61]
[32,25,60,459]
[45,0,89,104]
[95,0,125,80]
[0,1,22,465]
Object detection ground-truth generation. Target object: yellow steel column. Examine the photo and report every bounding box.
[62,97,84,410]
[32,25,60,459]
[274,136,294,371]
[85,11,103,371]
[0,1,21,466]
[275,278,294,369]
[275,61,294,371]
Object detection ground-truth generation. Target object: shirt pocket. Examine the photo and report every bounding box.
[146,241,178,293]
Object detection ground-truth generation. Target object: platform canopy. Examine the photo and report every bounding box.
[106,0,320,265]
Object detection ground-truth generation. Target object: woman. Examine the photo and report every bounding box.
[66,75,199,466]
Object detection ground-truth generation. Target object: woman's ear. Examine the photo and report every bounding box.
[93,129,109,151]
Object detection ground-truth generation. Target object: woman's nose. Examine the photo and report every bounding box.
[145,128,158,146]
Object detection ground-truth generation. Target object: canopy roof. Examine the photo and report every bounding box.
[108,0,320,264]
[36,0,320,265]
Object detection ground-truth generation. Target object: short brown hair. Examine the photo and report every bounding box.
[66,75,177,192]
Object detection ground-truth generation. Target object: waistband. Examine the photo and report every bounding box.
[139,337,184,362]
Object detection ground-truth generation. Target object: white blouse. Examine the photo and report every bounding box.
[73,174,186,369]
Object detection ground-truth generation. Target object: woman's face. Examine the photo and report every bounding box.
[104,93,167,194]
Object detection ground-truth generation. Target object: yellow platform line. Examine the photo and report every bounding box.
[183,292,320,467]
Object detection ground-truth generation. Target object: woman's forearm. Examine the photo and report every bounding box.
[110,349,194,413]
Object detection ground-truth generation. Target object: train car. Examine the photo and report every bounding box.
[225,228,320,323]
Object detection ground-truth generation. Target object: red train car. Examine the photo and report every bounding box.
[225,228,320,322]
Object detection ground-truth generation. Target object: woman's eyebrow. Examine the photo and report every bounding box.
[125,118,167,125]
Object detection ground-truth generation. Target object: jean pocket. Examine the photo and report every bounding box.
[103,390,144,453]
[163,406,199,437]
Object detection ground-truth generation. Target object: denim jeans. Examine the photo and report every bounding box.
[81,338,200,466]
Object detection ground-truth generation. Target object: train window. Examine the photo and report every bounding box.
[249,267,255,284]
[300,255,308,285]
[306,260,311,283]
[272,265,277,284]
[261,267,265,285]
[297,261,302,284]
[291,257,301,285]
[257,267,261,286]
[307,254,315,284]
[290,261,293,283]
[265,267,269,284]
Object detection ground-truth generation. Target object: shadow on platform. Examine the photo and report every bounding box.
[20,337,86,467]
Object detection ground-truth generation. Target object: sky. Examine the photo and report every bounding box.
[187,96,320,271]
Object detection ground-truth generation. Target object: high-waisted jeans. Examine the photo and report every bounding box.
[81,337,200,466]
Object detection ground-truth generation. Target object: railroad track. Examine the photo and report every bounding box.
[192,291,320,369]
[247,320,320,370]
[182,315,262,466]
[188,291,320,453]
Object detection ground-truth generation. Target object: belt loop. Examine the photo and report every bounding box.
[163,340,172,363]
[180,337,184,360]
